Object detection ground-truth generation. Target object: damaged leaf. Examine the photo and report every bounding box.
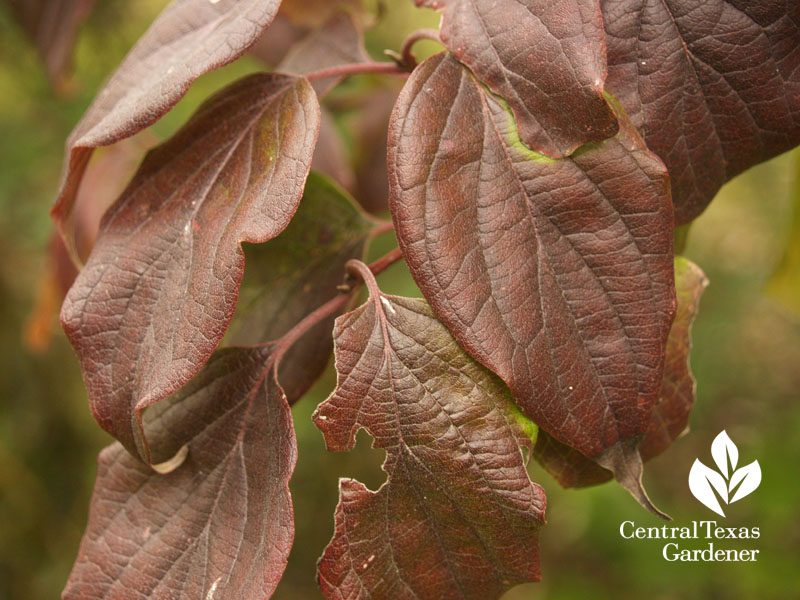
[314,268,546,600]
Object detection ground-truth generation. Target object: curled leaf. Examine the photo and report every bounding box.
[52,0,284,258]
[64,347,296,600]
[62,183,378,597]
[61,73,320,462]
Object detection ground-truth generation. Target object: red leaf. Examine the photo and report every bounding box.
[417,0,618,157]
[3,0,96,92]
[51,0,283,258]
[389,54,675,513]
[279,11,370,96]
[534,257,708,488]
[61,73,320,462]
[279,0,365,28]
[62,182,380,597]
[314,272,546,599]
[63,346,296,600]
[311,108,358,194]
[639,257,707,460]
[601,0,800,223]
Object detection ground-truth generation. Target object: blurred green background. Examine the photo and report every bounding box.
[0,2,798,599]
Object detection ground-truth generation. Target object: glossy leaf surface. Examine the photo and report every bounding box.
[52,0,283,256]
[534,257,707,488]
[61,73,320,461]
[314,285,546,600]
[389,54,675,495]
[602,0,800,223]
[63,346,296,600]
[417,0,618,157]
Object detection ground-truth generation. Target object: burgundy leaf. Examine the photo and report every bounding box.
[249,14,307,69]
[389,54,675,512]
[311,108,358,194]
[279,11,370,96]
[61,73,320,462]
[314,269,546,600]
[534,257,708,488]
[638,256,706,459]
[63,346,296,600]
[3,0,95,92]
[51,0,283,257]
[61,184,377,597]
[417,0,618,157]
[226,171,379,402]
[272,11,370,189]
[351,85,401,213]
[279,0,365,28]
[601,0,800,223]
[248,0,367,68]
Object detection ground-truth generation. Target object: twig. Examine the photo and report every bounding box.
[399,29,443,69]
[305,61,411,83]
[274,247,406,360]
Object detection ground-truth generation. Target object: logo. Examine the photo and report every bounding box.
[688,430,761,517]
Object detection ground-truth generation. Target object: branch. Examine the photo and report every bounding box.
[273,247,406,364]
[367,247,403,277]
[305,61,411,83]
[399,29,443,69]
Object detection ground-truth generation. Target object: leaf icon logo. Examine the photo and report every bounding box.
[688,431,761,517]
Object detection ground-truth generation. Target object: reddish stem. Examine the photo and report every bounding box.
[305,61,411,83]
[371,220,395,237]
[272,247,406,362]
[367,247,403,277]
[272,292,353,361]
[400,29,443,68]
[346,259,382,299]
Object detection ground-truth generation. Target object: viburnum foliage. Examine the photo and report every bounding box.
[27,0,799,597]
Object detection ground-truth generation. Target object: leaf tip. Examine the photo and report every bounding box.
[596,438,671,520]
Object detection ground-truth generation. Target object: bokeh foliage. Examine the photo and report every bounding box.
[0,1,797,599]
